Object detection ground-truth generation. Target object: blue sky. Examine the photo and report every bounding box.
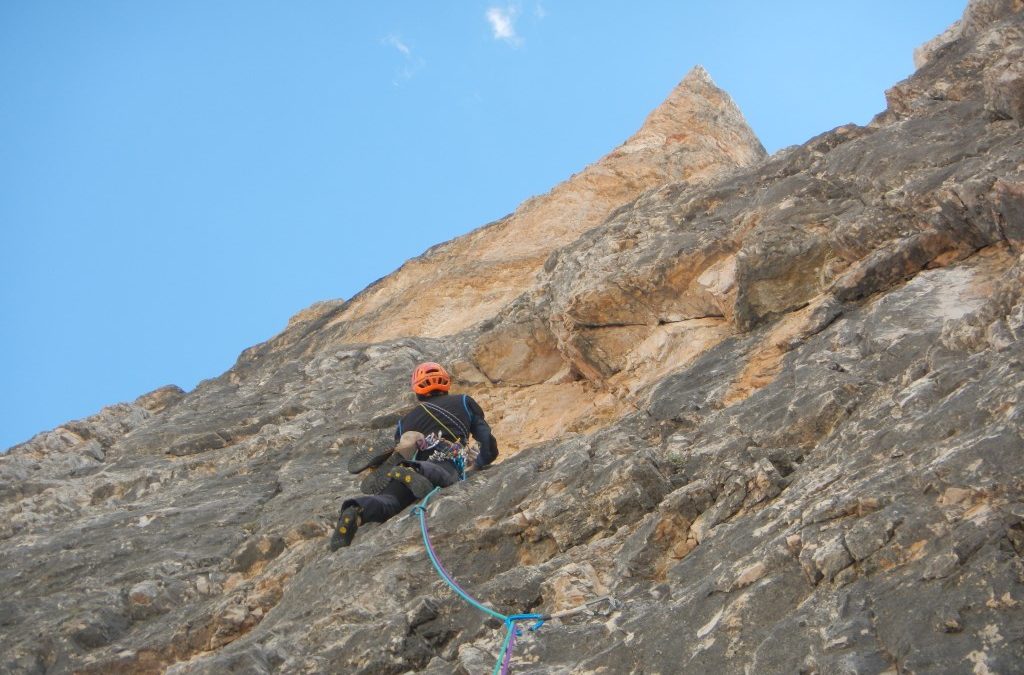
[1,1,967,450]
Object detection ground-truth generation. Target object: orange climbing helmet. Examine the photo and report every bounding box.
[411,362,451,396]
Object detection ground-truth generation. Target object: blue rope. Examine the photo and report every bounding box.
[412,488,545,674]
[412,488,504,622]
[495,614,545,675]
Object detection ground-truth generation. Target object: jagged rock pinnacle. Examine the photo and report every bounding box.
[320,64,766,344]
[626,64,765,171]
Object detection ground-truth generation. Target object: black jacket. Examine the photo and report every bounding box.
[394,393,498,469]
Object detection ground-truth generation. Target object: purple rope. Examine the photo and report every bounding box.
[501,626,519,675]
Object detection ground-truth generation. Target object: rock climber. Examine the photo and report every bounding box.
[329,361,499,550]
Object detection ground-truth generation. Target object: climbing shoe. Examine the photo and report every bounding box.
[347,443,395,474]
[329,506,361,551]
[384,464,435,499]
[359,452,405,495]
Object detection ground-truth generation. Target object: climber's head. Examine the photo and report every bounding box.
[411,362,451,397]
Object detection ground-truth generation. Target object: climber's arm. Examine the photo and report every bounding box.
[465,396,498,469]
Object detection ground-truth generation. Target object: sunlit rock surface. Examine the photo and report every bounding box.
[2,1,1022,672]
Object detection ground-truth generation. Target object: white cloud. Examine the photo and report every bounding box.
[383,34,411,57]
[486,5,522,46]
[382,34,424,85]
[535,3,547,19]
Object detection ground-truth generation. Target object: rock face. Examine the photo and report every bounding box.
[325,65,766,346]
[2,1,1023,673]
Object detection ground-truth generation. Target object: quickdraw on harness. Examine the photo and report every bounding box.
[417,403,475,480]
[411,487,614,674]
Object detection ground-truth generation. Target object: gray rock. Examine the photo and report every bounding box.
[985,50,1024,124]
[923,552,962,580]
[79,439,105,461]
[843,511,897,561]
[2,2,1024,673]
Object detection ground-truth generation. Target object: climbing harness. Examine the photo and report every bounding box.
[419,435,469,479]
[411,487,613,674]
[417,403,472,479]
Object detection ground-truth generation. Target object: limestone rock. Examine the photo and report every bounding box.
[3,2,1024,673]
[320,65,766,346]
[985,48,1024,123]
[914,20,964,69]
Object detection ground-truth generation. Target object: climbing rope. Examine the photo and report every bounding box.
[412,487,544,674]
[412,486,617,673]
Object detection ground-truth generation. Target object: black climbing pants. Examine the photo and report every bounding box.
[343,460,459,523]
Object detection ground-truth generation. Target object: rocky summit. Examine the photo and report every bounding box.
[3,1,1024,673]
